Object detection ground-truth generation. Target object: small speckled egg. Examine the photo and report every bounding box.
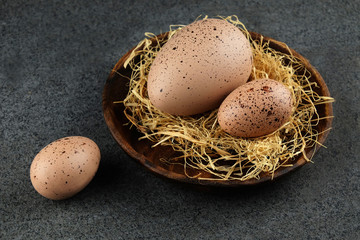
[218,78,294,138]
[30,136,101,200]
[148,18,253,116]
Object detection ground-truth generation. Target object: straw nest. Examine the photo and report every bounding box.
[115,16,334,181]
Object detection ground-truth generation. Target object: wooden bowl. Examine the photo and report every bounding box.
[102,31,333,187]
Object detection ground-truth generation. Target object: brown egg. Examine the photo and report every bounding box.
[30,136,101,200]
[218,78,293,138]
[147,18,253,116]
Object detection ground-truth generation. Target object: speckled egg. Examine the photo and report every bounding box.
[30,136,101,200]
[147,18,253,116]
[218,78,294,138]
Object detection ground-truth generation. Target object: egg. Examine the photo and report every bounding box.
[30,136,101,200]
[218,78,293,138]
[147,18,253,116]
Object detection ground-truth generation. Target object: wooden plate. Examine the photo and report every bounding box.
[102,31,333,187]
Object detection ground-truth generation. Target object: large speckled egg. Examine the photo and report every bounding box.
[218,78,294,138]
[147,18,253,116]
[30,136,101,200]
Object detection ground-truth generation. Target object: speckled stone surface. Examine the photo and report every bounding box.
[1,0,359,239]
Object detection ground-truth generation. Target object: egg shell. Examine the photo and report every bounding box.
[147,18,253,116]
[218,78,293,138]
[30,136,101,200]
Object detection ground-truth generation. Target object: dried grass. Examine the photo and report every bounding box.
[115,15,334,181]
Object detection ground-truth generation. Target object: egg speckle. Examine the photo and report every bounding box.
[148,18,253,116]
[218,78,294,138]
[30,136,101,200]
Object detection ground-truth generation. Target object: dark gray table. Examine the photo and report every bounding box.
[1,1,359,239]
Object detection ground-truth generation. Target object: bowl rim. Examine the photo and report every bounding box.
[102,31,333,187]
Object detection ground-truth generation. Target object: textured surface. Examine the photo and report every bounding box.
[1,0,359,239]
